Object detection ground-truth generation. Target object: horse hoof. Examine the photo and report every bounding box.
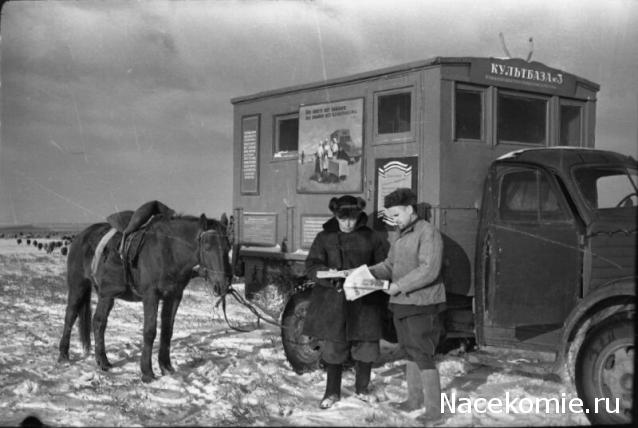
[141,373,155,383]
[57,354,69,363]
[96,360,112,371]
[160,364,175,375]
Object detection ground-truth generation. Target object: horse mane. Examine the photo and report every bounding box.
[165,214,227,235]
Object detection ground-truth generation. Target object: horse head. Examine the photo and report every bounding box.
[196,214,232,296]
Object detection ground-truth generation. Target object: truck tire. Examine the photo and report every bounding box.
[281,291,321,373]
[575,315,634,424]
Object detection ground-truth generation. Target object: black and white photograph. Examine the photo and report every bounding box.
[1,0,636,426]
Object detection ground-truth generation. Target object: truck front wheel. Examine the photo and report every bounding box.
[575,316,634,424]
[281,291,321,373]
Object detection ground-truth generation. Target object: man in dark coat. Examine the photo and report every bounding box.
[303,195,389,409]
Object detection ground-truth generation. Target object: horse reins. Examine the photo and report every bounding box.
[214,285,283,332]
[195,228,282,332]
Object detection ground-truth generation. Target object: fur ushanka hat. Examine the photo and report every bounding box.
[329,195,366,219]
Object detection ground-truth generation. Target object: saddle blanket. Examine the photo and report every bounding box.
[91,228,117,283]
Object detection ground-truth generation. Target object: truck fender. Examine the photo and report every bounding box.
[555,279,636,375]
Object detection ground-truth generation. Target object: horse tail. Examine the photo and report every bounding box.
[65,224,104,356]
[77,280,92,354]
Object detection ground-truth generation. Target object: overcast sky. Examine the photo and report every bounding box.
[1,0,637,225]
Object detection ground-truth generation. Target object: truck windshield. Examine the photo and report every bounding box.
[574,166,638,209]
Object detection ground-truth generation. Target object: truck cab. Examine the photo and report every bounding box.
[477,148,636,348]
[475,147,636,424]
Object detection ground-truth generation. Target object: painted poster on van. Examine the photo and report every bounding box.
[297,98,363,194]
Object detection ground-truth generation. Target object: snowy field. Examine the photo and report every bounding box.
[0,238,591,427]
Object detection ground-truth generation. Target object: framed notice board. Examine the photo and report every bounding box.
[300,215,332,249]
[240,115,260,195]
[240,212,277,246]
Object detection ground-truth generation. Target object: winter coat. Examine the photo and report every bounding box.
[302,213,389,342]
[369,219,445,306]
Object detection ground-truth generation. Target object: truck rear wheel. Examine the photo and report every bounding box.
[281,291,321,373]
[575,316,634,424]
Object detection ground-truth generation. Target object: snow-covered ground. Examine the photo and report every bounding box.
[0,238,590,426]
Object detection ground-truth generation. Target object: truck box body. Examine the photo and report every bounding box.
[231,57,599,298]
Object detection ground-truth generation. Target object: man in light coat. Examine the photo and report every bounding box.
[369,188,446,423]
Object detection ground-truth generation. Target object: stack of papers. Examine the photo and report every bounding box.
[316,269,349,279]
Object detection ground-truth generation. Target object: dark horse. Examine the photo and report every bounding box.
[58,213,231,382]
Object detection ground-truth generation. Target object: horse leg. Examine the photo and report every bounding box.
[158,291,184,375]
[141,292,160,383]
[58,278,92,362]
[93,296,115,371]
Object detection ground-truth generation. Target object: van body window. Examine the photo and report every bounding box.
[378,92,411,134]
[497,93,547,145]
[274,114,299,158]
[560,104,582,146]
[455,87,483,140]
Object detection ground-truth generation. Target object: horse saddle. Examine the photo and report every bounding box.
[106,209,154,266]
[122,230,146,269]
[106,210,134,232]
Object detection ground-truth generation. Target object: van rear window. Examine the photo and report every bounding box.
[497,92,547,145]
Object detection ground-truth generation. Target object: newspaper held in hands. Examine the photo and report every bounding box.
[343,265,388,301]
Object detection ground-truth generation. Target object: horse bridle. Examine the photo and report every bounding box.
[194,228,230,286]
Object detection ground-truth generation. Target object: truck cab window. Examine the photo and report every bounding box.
[497,92,547,145]
[455,85,484,140]
[574,167,638,209]
[274,113,299,158]
[499,168,567,221]
[377,91,411,134]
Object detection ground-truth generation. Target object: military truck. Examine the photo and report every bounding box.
[230,57,635,424]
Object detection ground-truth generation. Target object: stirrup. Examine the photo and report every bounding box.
[118,237,126,260]
[319,394,340,409]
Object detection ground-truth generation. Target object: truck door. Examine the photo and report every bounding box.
[483,165,581,350]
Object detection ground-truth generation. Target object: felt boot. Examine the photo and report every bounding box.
[354,361,376,403]
[319,363,342,409]
[390,361,424,411]
[418,368,446,426]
